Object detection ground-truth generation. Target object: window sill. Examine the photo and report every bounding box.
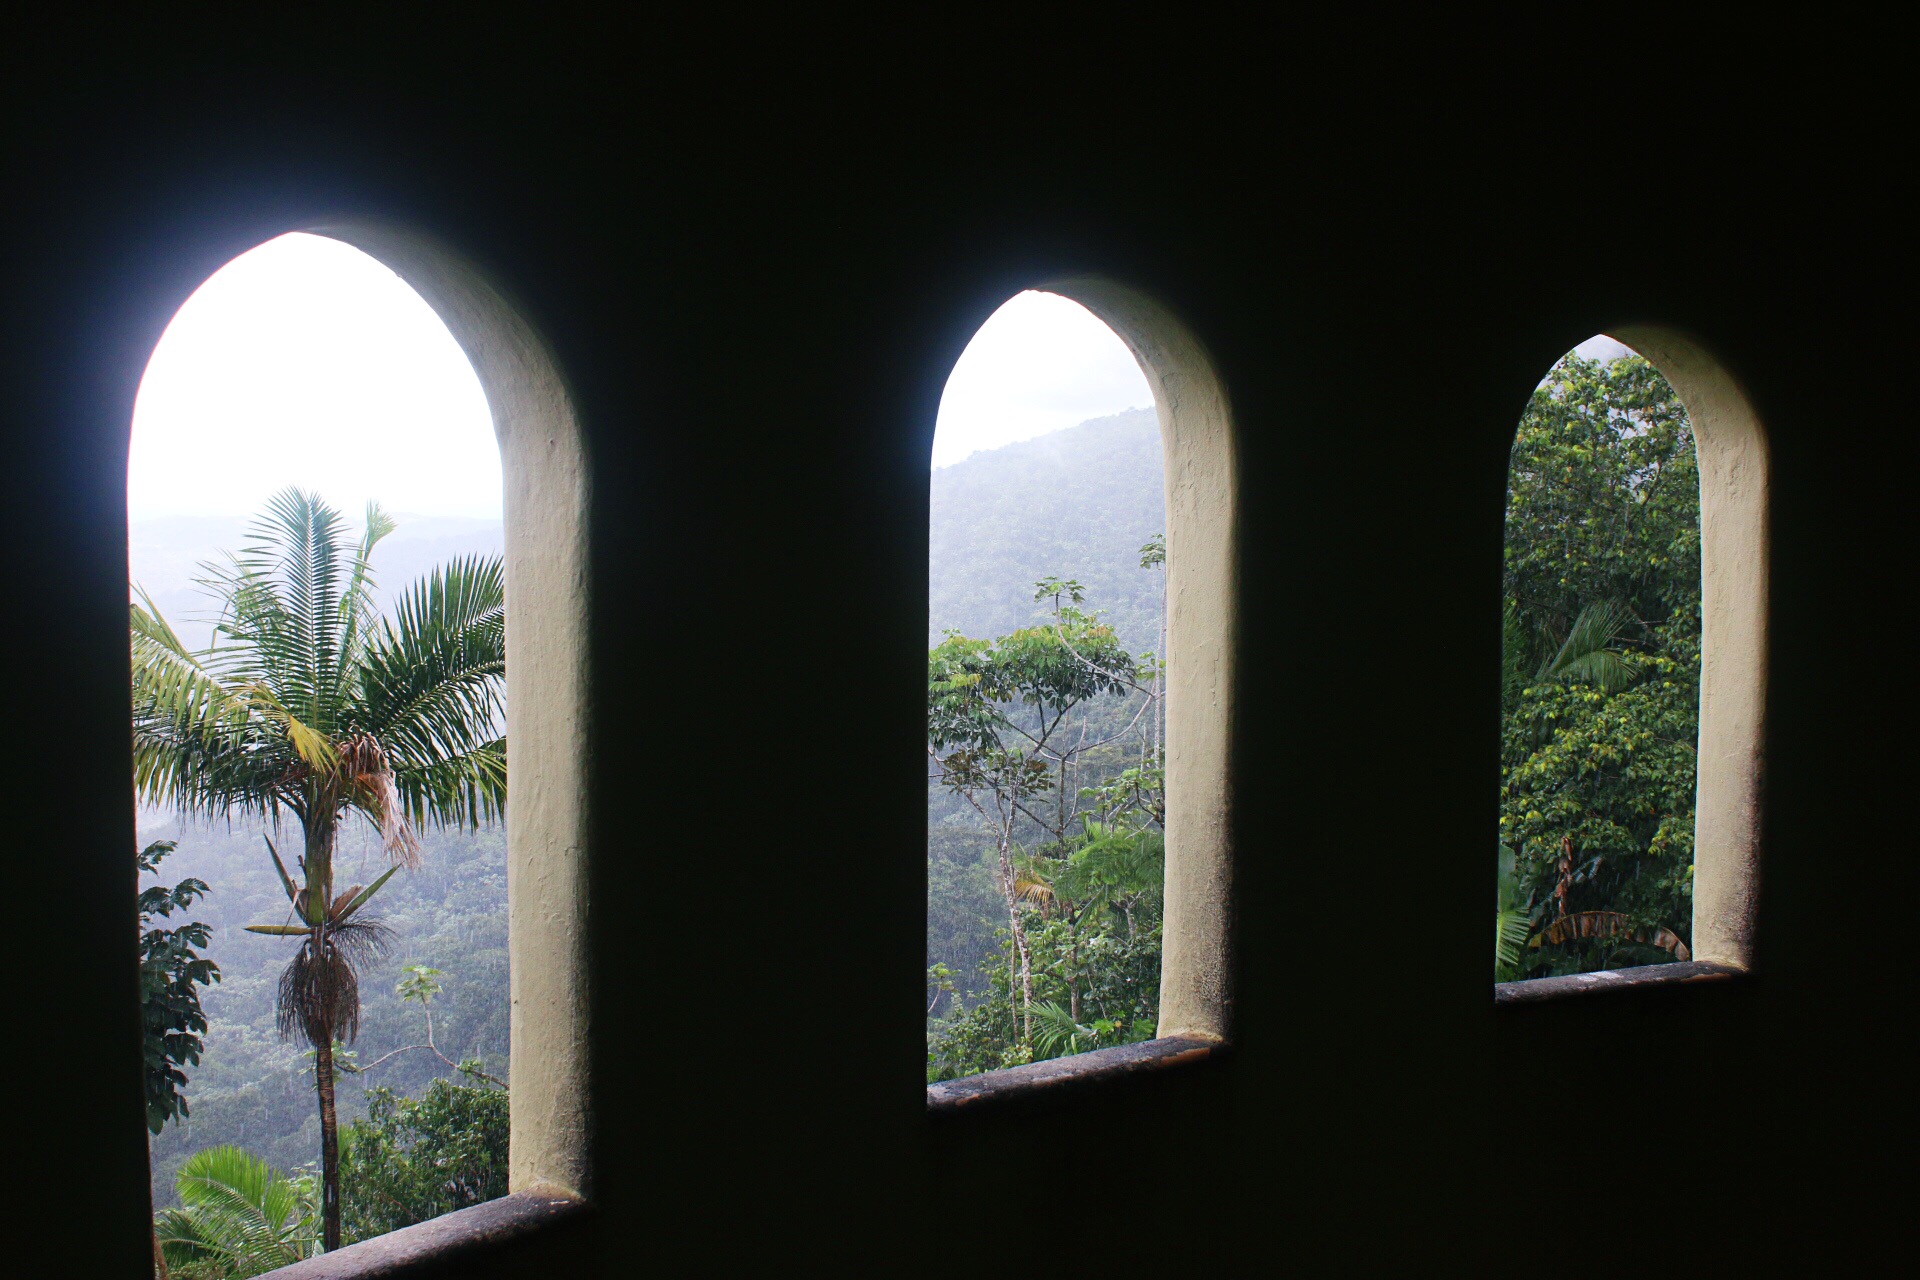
[926,1035,1223,1114]
[272,1186,587,1278]
[1494,960,1744,1006]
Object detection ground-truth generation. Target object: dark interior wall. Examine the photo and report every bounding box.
[4,20,1905,1274]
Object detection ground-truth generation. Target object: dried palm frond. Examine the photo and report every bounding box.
[274,918,392,1046]
[337,733,421,868]
[1013,868,1054,905]
[1534,910,1691,961]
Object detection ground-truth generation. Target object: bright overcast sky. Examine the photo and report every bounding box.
[128,232,501,522]
[932,291,1153,469]
[1572,334,1633,362]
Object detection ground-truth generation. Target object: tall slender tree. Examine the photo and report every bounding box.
[928,579,1152,1052]
[132,488,506,1250]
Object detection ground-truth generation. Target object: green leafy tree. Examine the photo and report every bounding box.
[352,964,505,1086]
[155,1145,318,1278]
[131,488,507,1250]
[1499,352,1700,976]
[929,578,1156,1051]
[339,1076,509,1242]
[139,839,220,1135]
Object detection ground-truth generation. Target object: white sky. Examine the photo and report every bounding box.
[1572,334,1633,362]
[130,251,1609,510]
[128,232,501,522]
[932,291,1153,469]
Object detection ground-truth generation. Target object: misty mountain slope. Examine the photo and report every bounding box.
[926,406,1168,995]
[930,407,1165,651]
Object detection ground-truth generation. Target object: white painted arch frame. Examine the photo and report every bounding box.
[1608,326,1770,972]
[315,222,593,1197]
[1508,327,1772,981]
[1032,277,1239,1043]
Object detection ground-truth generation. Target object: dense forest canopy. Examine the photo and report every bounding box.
[1497,349,1701,977]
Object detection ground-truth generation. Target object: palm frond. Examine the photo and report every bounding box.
[333,501,397,693]
[1013,867,1054,905]
[1534,910,1690,960]
[1537,600,1638,695]
[262,488,347,729]
[393,738,507,830]
[1495,908,1532,969]
[1500,597,1531,708]
[131,592,322,820]
[356,555,507,826]
[333,865,400,923]
[1030,1001,1093,1057]
[161,1145,317,1275]
[130,589,258,741]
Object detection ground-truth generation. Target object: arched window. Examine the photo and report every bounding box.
[130,227,590,1259]
[1495,330,1766,999]
[926,281,1236,1105]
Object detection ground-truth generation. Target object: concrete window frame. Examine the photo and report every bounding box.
[927,277,1238,1111]
[1493,325,1768,1005]
[137,222,595,1272]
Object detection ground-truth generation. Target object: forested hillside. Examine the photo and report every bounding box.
[930,407,1164,651]
[927,407,1167,1071]
[138,414,1168,1212]
[141,817,507,1208]
[131,507,509,1217]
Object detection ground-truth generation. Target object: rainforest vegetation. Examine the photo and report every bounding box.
[134,355,1703,1267]
[924,352,1705,1081]
[134,491,509,1271]
[1496,352,1701,978]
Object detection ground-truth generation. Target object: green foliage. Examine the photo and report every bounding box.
[927,412,1169,1074]
[1499,351,1700,977]
[139,838,220,1135]
[1493,845,1531,978]
[145,820,508,1213]
[930,909,1163,1081]
[395,964,442,1006]
[155,1145,318,1278]
[339,1077,509,1243]
[132,489,510,1248]
[929,572,1163,1064]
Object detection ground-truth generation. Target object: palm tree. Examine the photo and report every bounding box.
[132,488,506,1251]
[155,1145,319,1277]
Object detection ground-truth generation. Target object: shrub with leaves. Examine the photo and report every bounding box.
[139,839,220,1135]
[155,1145,317,1278]
[340,1074,509,1242]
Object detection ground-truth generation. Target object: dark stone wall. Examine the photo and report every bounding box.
[3,17,1904,1274]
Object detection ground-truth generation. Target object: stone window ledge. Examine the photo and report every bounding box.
[927,1035,1223,1114]
[271,1187,587,1278]
[1495,960,1744,1006]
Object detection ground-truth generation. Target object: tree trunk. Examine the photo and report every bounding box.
[150,1133,169,1280]
[304,811,343,1249]
[316,1031,341,1251]
[993,826,1035,1050]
